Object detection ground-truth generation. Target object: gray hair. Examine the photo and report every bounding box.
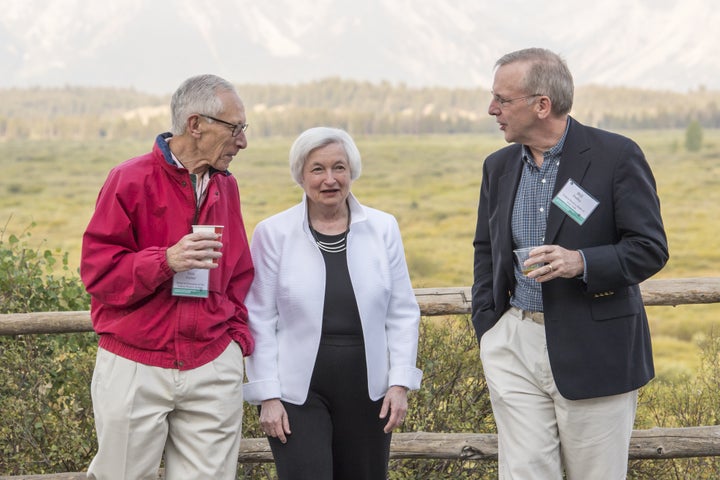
[289,127,362,186]
[496,48,574,115]
[170,74,238,135]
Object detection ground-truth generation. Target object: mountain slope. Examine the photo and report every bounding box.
[0,0,716,94]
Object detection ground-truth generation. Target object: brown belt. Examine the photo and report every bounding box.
[519,309,545,325]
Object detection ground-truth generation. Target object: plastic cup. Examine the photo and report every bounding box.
[192,225,223,264]
[513,246,543,275]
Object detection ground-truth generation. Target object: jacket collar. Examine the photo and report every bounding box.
[154,132,230,177]
[300,192,367,232]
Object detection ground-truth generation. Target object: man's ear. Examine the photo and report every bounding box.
[535,96,552,119]
[187,114,202,136]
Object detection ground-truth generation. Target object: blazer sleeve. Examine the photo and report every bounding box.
[581,139,668,292]
[472,160,495,314]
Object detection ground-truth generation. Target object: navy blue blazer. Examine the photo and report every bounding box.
[472,117,669,400]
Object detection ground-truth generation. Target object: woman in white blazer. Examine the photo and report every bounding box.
[243,127,422,480]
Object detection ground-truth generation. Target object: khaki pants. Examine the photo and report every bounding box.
[480,307,637,480]
[87,342,244,480]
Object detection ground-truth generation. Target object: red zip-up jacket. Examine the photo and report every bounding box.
[81,133,254,370]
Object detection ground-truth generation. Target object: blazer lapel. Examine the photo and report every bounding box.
[546,118,592,244]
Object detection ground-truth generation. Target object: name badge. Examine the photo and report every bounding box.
[172,268,209,298]
[552,179,599,225]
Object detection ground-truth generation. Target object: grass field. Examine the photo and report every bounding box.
[1,130,719,378]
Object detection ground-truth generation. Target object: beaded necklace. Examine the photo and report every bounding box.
[308,207,350,254]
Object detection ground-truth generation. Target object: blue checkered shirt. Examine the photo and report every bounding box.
[510,122,569,312]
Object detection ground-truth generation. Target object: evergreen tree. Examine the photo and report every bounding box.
[685,119,703,151]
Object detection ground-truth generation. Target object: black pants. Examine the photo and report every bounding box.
[268,335,391,480]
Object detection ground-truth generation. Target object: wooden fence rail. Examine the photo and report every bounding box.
[3,426,720,479]
[1,276,719,479]
[1,277,719,336]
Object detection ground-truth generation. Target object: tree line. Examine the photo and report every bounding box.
[0,78,719,140]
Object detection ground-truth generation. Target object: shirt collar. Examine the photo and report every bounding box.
[521,118,571,167]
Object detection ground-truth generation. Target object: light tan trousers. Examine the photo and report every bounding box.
[87,342,244,480]
[480,307,637,480]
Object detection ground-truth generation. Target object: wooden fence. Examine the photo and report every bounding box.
[1,277,720,479]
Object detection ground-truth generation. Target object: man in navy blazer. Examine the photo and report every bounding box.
[472,48,668,480]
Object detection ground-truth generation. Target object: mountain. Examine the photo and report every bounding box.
[0,0,717,95]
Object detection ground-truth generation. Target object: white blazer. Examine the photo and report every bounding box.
[243,193,422,404]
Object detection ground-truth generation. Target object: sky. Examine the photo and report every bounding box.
[0,0,716,94]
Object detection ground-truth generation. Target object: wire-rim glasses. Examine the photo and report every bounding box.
[199,114,249,136]
[492,93,542,109]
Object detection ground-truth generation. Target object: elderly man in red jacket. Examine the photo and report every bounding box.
[81,74,254,480]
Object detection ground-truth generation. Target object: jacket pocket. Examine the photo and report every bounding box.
[589,287,641,321]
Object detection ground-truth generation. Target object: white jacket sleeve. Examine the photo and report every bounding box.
[384,216,423,391]
[242,222,283,404]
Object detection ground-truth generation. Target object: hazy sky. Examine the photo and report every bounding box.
[0,0,716,94]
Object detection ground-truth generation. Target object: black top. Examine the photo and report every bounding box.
[312,229,363,337]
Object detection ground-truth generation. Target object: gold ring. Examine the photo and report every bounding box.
[548,264,553,273]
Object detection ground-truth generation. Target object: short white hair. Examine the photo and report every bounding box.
[170,74,238,135]
[289,127,362,186]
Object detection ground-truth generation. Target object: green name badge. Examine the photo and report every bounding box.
[172,268,209,298]
[552,179,599,225]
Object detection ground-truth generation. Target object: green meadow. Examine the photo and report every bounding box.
[1,131,719,379]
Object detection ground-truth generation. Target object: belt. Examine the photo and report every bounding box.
[519,309,545,325]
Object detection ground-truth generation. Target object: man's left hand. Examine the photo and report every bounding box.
[526,245,584,282]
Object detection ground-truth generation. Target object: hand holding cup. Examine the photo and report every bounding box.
[165,225,224,272]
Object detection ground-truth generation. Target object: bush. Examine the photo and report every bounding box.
[389,316,496,479]
[0,225,89,313]
[0,224,94,475]
[1,223,719,478]
[630,331,720,478]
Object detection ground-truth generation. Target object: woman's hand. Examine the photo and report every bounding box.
[260,398,291,444]
[380,385,409,433]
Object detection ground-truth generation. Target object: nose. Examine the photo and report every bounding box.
[323,170,337,184]
[488,98,501,116]
[234,131,247,149]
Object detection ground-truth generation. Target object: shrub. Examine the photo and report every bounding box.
[0,224,94,475]
[1,223,719,478]
[0,224,88,313]
[630,330,720,478]
[388,316,496,479]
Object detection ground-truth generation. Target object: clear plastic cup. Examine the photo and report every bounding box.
[513,246,543,275]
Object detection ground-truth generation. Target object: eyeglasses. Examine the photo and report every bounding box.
[491,93,542,109]
[199,114,249,136]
